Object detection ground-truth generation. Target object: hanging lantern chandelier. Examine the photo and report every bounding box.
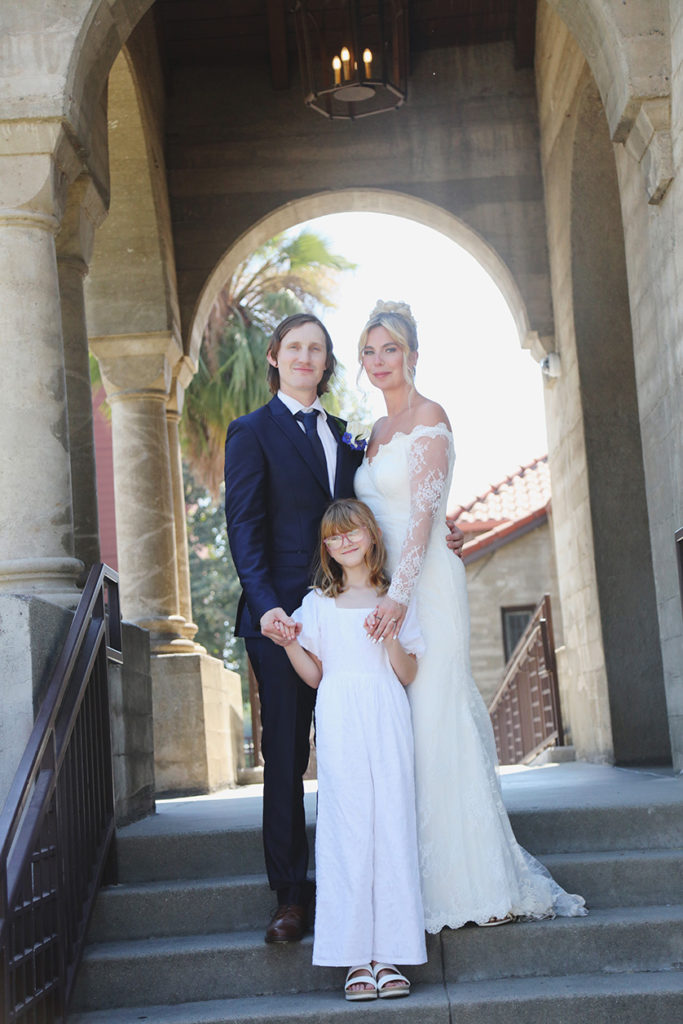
[294,1,408,120]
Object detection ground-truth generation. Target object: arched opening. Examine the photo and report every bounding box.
[188,190,539,368]
[185,190,540,370]
[569,79,670,764]
[186,205,555,735]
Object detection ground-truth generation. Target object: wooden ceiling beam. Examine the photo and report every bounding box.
[267,0,289,89]
[514,0,537,68]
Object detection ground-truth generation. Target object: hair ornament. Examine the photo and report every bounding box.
[368,299,417,330]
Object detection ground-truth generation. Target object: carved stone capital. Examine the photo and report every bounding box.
[0,119,82,228]
[90,331,184,400]
[56,173,108,268]
[523,331,556,363]
[623,99,674,205]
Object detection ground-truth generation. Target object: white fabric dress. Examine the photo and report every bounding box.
[355,423,587,933]
[292,590,427,966]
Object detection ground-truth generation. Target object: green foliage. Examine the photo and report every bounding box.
[181,229,356,497]
[185,469,248,699]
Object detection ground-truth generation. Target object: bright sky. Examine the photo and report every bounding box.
[290,212,548,509]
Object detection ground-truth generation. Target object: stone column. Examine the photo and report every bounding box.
[0,125,82,602]
[56,175,107,574]
[90,332,194,653]
[167,364,199,645]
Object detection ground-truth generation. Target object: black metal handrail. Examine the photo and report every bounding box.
[488,594,564,765]
[0,564,122,1023]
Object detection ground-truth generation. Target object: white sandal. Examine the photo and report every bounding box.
[372,962,411,999]
[479,911,515,927]
[344,964,377,1001]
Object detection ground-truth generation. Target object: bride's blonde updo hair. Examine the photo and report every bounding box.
[358,300,419,386]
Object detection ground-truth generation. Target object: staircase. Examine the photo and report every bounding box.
[69,765,683,1023]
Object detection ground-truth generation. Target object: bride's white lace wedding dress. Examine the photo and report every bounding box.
[354,423,587,932]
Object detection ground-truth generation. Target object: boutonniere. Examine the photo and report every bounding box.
[341,430,368,452]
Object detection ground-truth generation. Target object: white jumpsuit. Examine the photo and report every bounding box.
[293,590,427,967]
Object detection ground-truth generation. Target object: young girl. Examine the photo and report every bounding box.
[282,498,427,1001]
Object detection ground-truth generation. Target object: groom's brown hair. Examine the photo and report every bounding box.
[266,313,336,396]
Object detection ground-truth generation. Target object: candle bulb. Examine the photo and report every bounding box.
[332,55,342,85]
[363,48,373,79]
[341,46,351,81]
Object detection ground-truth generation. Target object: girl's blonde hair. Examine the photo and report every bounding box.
[313,498,390,598]
[357,300,419,387]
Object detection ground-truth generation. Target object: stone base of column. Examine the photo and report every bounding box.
[110,622,156,826]
[0,558,84,608]
[0,594,73,808]
[150,652,245,796]
[136,615,198,654]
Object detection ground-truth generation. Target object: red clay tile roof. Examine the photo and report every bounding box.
[452,455,551,529]
[451,456,551,561]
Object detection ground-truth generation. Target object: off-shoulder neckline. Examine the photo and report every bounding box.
[365,421,452,466]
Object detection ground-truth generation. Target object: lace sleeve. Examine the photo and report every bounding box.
[388,430,450,606]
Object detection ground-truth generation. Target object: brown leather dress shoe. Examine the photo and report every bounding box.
[264,904,308,943]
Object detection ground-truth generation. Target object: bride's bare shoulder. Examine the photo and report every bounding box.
[411,397,451,431]
[368,416,388,442]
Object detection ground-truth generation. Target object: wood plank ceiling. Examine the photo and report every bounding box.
[154,0,537,86]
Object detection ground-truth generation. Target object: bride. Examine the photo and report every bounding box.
[353,300,587,932]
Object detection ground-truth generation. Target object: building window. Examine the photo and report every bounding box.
[501,605,536,661]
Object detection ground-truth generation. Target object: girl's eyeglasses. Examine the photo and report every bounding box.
[323,527,365,550]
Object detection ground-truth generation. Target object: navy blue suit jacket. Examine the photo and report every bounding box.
[225,396,363,639]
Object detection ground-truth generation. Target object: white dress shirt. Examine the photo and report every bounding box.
[277,390,338,493]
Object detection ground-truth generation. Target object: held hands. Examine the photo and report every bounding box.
[446,517,464,559]
[364,595,407,642]
[260,607,302,646]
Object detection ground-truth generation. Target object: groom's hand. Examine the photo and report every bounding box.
[445,517,464,558]
[261,607,298,645]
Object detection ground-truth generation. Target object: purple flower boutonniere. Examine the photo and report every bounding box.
[341,431,368,453]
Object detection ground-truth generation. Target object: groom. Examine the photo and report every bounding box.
[225,313,363,943]
[225,312,464,944]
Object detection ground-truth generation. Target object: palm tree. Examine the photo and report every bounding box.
[182,229,355,497]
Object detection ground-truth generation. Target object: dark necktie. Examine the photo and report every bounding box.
[295,409,328,482]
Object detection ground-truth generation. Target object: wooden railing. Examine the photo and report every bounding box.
[0,565,122,1024]
[488,595,564,765]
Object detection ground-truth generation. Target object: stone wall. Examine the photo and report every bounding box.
[466,521,562,709]
[537,0,681,767]
[165,39,554,356]
[535,8,614,762]
[109,621,155,825]
[609,4,683,768]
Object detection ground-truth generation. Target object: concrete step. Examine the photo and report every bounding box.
[441,904,683,983]
[539,848,683,909]
[446,970,683,1024]
[89,848,683,943]
[116,798,683,883]
[68,970,683,1024]
[71,906,683,1011]
[71,931,441,1011]
[71,982,451,1024]
[87,875,274,942]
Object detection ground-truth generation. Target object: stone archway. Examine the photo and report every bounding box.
[187,189,541,369]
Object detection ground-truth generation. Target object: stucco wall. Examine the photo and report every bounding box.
[164,39,554,351]
[466,521,562,708]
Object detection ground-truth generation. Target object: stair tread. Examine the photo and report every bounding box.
[68,970,683,1024]
[447,967,683,1002]
[99,872,270,895]
[108,847,683,887]
[82,903,683,959]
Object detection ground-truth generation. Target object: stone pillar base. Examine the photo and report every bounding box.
[151,652,245,797]
[110,622,156,826]
[0,594,73,808]
[0,558,84,608]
